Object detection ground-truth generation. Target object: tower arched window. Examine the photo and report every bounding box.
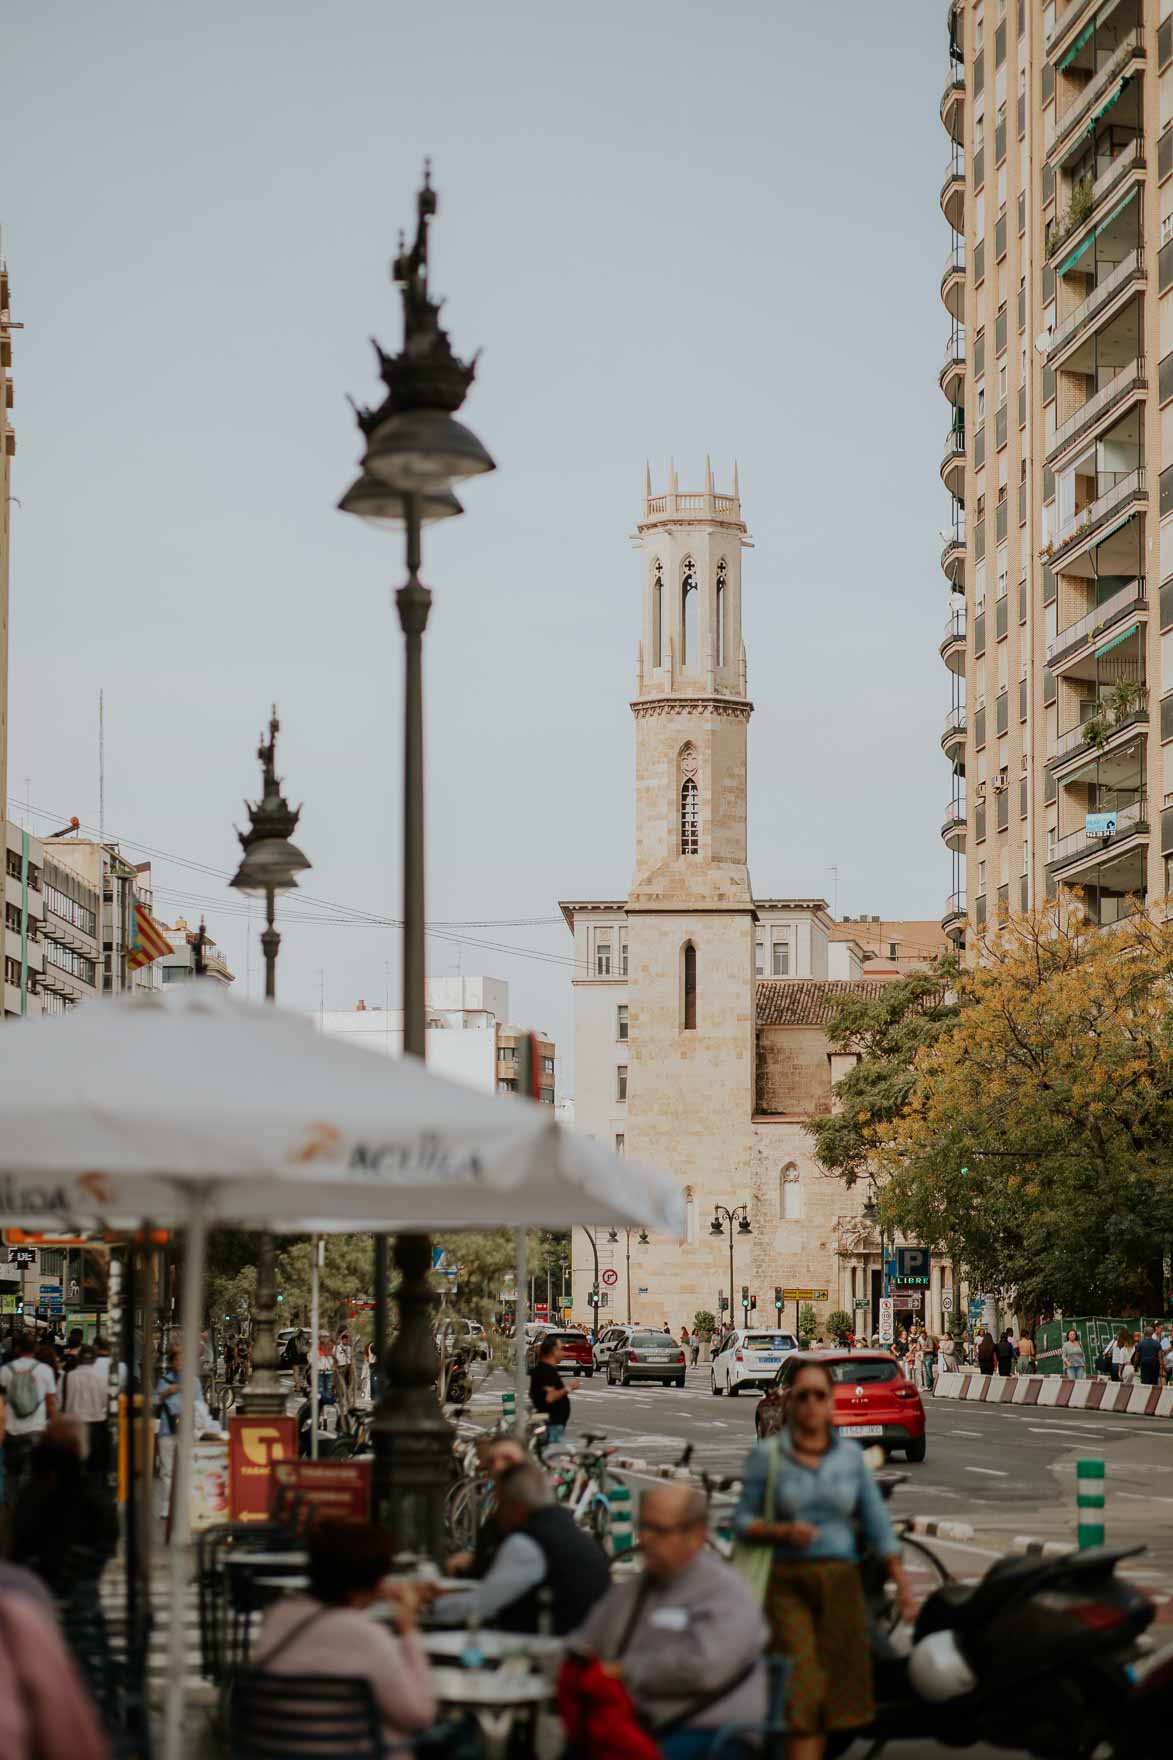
[716,559,727,668]
[683,942,697,1031]
[681,559,698,666]
[652,559,663,666]
[681,777,699,855]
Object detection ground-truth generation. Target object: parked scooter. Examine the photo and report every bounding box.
[834,1541,1155,1758]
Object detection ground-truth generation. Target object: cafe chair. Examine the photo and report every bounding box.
[230,1671,383,1757]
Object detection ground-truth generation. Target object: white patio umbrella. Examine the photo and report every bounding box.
[0,984,684,1758]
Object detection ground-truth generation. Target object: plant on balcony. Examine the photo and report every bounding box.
[1046,175,1094,259]
[1107,677,1144,723]
[1081,710,1110,750]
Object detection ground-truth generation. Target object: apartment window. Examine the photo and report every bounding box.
[499,1045,517,1064]
[1160,241,1173,296]
[682,942,697,1031]
[975,424,986,470]
[1044,666,1056,707]
[542,1056,555,1075]
[771,940,790,977]
[974,329,985,378]
[1016,279,1025,334]
[978,860,987,896]
[1160,128,1173,185]
[681,777,699,855]
[615,1133,625,1155]
[620,938,628,976]
[975,801,987,842]
[1020,775,1029,818]
[1161,353,1173,408]
[617,1004,628,1042]
[1018,384,1026,431]
[974,609,987,654]
[617,1065,628,1102]
[1020,874,1030,911]
[995,497,1008,543]
[976,893,988,928]
[995,209,1007,260]
[1043,464,1055,504]
[974,238,986,284]
[1162,581,1173,630]
[1017,0,1024,36]
[974,145,986,191]
[975,705,987,747]
[996,594,1008,640]
[1017,90,1025,139]
[996,690,1009,737]
[1017,189,1026,235]
[1045,763,1057,804]
[1160,16,1173,71]
[754,937,764,977]
[4,851,41,891]
[596,937,612,977]
[994,304,1007,356]
[497,1079,517,1094]
[1041,62,1054,104]
[1162,691,1173,742]
[1018,572,1027,622]
[976,517,986,561]
[994,20,1005,66]
[995,110,1006,166]
[996,403,1008,451]
[997,789,1010,832]
[997,884,1010,918]
[975,50,985,96]
[45,941,97,987]
[1161,464,1173,520]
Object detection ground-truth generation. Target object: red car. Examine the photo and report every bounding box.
[525,1328,594,1377]
[755,1349,927,1462]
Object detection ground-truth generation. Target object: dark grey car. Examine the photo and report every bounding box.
[606,1329,687,1387]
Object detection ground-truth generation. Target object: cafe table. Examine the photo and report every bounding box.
[429,1662,553,1760]
[422,1629,564,1664]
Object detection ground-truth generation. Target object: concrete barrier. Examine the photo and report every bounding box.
[933,1372,1173,1422]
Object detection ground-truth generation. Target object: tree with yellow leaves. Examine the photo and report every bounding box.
[876,904,1173,1316]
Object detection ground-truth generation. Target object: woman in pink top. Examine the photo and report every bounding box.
[0,1586,109,1760]
[254,1520,437,1748]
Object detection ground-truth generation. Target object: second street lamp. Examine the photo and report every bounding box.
[710,1204,752,1326]
[230,709,310,1416]
[340,164,495,1552]
[607,1225,649,1325]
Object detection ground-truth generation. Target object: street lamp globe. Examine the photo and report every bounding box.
[337,470,464,531]
[230,834,311,898]
[638,1230,649,1246]
[607,1228,619,1244]
[709,1216,725,1237]
[363,406,495,494]
[737,1215,753,1237]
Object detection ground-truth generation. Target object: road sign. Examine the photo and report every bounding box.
[781,1287,829,1302]
[878,1298,895,1344]
[942,1291,955,1314]
[852,1297,870,1309]
[890,1290,924,1312]
[601,1268,619,1287]
[894,1247,931,1287]
[7,1248,35,1266]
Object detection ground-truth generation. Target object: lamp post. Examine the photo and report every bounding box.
[709,1204,752,1326]
[230,710,311,1415]
[607,1226,649,1325]
[579,1226,601,1334]
[340,165,494,1552]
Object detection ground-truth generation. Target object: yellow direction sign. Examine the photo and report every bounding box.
[781,1287,828,1302]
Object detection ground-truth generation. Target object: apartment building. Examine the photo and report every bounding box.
[44,838,160,998]
[940,0,1173,942]
[3,820,45,1017]
[160,916,236,986]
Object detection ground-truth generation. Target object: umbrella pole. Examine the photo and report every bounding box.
[513,1228,527,1439]
[162,1197,209,1760]
[310,1235,320,1460]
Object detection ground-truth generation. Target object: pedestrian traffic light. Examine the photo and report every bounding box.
[276,1293,284,1304]
[774,1286,783,1311]
[750,1294,757,1311]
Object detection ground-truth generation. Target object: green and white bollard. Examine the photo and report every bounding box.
[502,1390,516,1426]
[1076,1457,1105,1548]
[608,1482,634,1556]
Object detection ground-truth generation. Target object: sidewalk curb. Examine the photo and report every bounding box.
[907,1515,975,1541]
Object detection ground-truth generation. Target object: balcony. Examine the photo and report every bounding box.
[941,891,967,941]
[941,799,966,853]
[939,336,965,406]
[1048,795,1148,880]
[1045,578,1146,670]
[1051,685,1148,779]
[940,609,966,675]
[1046,143,1144,271]
[941,707,966,759]
[1048,248,1144,366]
[940,245,965,322]
[1045,358,1146,468]
[940,159,965,233]
[1050,30,1145,166]
[1046,467,1146,570]
[940,74,964,144]
[940,529,966,587]
[940,425,965,495]
[1046,0,1099,64]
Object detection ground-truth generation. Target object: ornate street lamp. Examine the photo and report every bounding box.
[607,1226,649,1324]
[710,1204,752,1326]
[230,709,311,1414]
[340,163,495,1553]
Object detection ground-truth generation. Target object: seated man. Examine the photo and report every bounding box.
[429,1464,610,1635]
[573,1485,767,1760]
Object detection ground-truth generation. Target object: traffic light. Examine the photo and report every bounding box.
[750,1294,757,1312]
[276,1293,284,1304]
[774,1286,783,1312]
[741,1284,749,1311]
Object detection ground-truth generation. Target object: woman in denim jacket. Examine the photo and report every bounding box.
[733,1358,915,1760]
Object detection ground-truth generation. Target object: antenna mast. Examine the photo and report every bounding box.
[98,690,105,840]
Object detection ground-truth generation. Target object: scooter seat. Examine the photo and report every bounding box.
[914,1553,1055,1641]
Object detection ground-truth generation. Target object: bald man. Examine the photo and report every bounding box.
[574,1485,767,1756]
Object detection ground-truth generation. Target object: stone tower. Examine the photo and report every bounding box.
[625,461,757,1330]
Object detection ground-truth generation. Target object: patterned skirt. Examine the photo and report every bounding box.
[765,1557,874,1735]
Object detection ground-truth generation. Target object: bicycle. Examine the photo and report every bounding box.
[867,1472,950,1632]
[542,1431,618,1550]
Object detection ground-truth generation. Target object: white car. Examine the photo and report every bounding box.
[592,1324,637,1373]
[710,1328,799,1396]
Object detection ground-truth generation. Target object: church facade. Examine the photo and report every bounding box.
[561,469,951,1342]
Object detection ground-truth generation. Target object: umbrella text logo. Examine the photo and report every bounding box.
[290,1122,343,1164]
[349,1133,485,1182]
[0,1178,70,1215]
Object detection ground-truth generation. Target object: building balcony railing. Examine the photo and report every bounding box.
[1046,358,1146,466]
[1046,142,1144,268]
[1051,30,1145,163]
[1051,688,1148,775]
[1046,0,1099,63]
[1047,466,1146,567]
[940,159,965,231]
[940,245,965,319]
[940,610,966,672]
[941,800,966,850]
[1048,796,1148,875]
[940,74,964,143]
[1048,248,1144,364]
[940,529,966,586]
[940,425,966,490]
[941,707,966,754]
[1045,578,1146,669]
[643,489,740,522]
[941,891,967,937]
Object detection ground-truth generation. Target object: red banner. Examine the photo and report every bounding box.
[271,1458,371,1524]
[228,1415,298,1522]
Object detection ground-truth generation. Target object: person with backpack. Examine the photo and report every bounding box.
[0,1334,58,1506]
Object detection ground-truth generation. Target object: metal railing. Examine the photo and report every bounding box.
[943,891,967,919]
[941,707,967,742]
[940,334,966,375]
[941,610,966,646]
[942,799,966,826]
[1046,0,1097,58]
[1052,30,1144,159]
[940,74,964,136]
[1052,466,1145,552]
[1048,248,1143,360]
[1047,358,1145,463]
[941,426,966,464]
[1051,688,1148,764]
[1045,578,1145,665]
[1049,796,1148,870]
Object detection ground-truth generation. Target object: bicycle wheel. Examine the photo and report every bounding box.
[588,1495,612,1555]
[878,1533,950,1633]
[445,1478,480,1550]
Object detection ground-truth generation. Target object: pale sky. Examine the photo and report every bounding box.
[5,1,949,1084]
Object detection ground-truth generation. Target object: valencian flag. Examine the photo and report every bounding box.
[128,900,172,970]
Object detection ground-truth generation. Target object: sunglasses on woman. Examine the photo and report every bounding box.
[791,1387,829,1403]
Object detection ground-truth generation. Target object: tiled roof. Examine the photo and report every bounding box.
[756,979,894,1027]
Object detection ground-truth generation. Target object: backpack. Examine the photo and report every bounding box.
[7,1365,43,1420]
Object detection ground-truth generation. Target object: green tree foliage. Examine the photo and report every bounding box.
[826,1308,853,1338]
[806,972,958,1187]
[692,1310,716,1339]
[878,907,1173,1316]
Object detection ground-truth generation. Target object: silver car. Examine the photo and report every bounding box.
[606,1328,687,1387]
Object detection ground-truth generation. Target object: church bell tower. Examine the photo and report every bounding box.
[625,461,756,1326]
